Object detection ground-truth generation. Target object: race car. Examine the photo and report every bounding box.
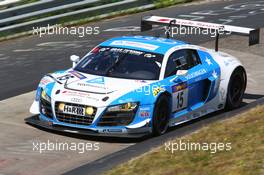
[26,16,259,137]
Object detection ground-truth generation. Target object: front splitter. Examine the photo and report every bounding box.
[25,115,150,138]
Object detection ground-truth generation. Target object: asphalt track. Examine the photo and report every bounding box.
[0,0,264,175]
[1,0,264,101]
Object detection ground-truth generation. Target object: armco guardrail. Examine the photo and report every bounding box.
[0,0,152,34]
[0,0,101,27]
[0,0,85,20]
[0,0,20,6]
[0,0,21,8]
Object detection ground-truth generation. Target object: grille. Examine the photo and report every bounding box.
[97,111,136,126]
[40,98,53,119]
[55,102,97,126]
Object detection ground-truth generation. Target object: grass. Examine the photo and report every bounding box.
[18,0,39,5]
[105,105,264,175]
[154,0,192,8]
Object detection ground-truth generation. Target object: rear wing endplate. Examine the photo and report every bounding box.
[141,16,260,51]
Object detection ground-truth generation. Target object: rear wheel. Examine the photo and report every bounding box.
[225,67,247,110]
[152,95,170,136]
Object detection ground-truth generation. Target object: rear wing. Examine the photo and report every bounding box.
[141,15,260,51]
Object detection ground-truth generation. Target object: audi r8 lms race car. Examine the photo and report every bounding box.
[26,16,259,137]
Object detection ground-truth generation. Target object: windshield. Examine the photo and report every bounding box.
[74,46,163,80]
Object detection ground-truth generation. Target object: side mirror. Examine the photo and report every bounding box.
[70,55,80,67]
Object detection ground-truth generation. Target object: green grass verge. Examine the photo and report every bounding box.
[18,0,39,5]
[105,105,264,175]
[154,0,192,8]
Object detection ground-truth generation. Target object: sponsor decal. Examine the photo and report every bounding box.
[63,105,85,116]
[86,77,105,84]
[77,83,88,86]
[176,70,188,76]
[110,40,159,51]
[205,57,213,66]
[153,86,165,96]
[62,90,89,97]
[140,111,150,117]
[158,18,170,22]
[133,36,178,44]
[57,74,75,81]
[186,68,207,80]
[77,82,107,90]
[62,90,99,101]
[99,129,124,133]
[110,48,143,55]
[212,70,218,79]
[152,16,222,30]
[40,77,53,86]
[61,90,99,101]
[135,80,147,83]
[194,77,202,82]
[69,70,86,80]
[139,106,151,117]
[172,84,188,112]
[172,82,187,93]
[144,53,156,58]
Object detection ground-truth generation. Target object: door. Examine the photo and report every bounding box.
[164,49,207,112]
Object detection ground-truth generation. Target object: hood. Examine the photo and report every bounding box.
[46,70,154,107]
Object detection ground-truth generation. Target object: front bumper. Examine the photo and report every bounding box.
[25,115,151,138]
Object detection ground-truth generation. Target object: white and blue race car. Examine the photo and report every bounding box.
[26,16,259,137]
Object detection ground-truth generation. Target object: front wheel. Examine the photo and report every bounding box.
[225,67,247,110]
[152,95,170,136]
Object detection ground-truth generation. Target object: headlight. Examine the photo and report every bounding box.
[85,107,94,115]
[58,103,65,111]
[107,102,138,112]
[41,89,51,103]
[98,102,139,126]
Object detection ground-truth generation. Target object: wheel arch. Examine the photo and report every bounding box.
[225,65,247,110]
[225,65,247,94]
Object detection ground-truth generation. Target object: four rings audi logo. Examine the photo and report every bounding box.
[71,98,82,103]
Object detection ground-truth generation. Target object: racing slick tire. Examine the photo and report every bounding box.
[225,66,247,110]
[152,95,170,136]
